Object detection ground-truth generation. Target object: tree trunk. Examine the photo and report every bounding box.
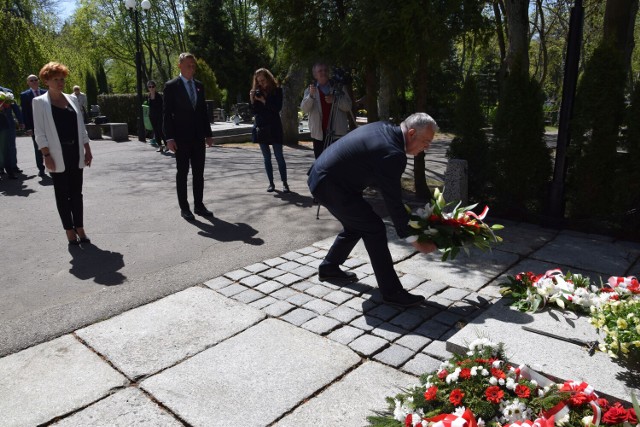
[494,0,508,86]
[414,51,431,201]
[281,63,305,146]
[364,60,379,123]
[378,66,391,122]
[503,0,530,76]
[603,0,639,75]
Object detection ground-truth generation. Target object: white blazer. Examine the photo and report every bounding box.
[33,92,90,172]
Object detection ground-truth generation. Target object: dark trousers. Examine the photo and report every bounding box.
[150,116,166,145]
[32,136,44,173]
[313,179,404,297]
[175,141,206,211]
[51,168,84,230]
[5,125,17,171]
[259,143,287,184]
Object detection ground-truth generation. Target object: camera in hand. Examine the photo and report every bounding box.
[254,89,263,98]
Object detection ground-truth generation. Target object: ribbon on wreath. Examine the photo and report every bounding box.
[532,269,564,285]
[505,417,554,427]
[426,409,477,427]
[607,276,640,293]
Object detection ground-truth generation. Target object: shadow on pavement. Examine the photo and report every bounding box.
[68,243,127,286]
[0,176,36,197]
[193,216,264,245]
[273,191,314,208]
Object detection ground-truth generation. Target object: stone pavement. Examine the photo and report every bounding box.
[1,216,639,426]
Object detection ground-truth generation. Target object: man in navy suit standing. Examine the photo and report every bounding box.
[163,52,214,221]
[21,74,47,177]
[308,113,439,308]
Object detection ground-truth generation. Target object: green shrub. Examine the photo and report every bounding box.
[98,94,139,132]
[489,68,551,217]
[567,42,626,222]
[447,76,490,202]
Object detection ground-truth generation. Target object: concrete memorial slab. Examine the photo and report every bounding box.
[396,249,519,292]
[0,335,127,427]
[76,287,265,379]
[274,361,417,426]
[494,258,606,287]
[530,232,640,277]
[491,219,558,255]
[52,387,182,426]
[140,318,361,426]
[447,299,637,402]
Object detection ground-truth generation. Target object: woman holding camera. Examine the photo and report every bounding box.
[250,68,289,193]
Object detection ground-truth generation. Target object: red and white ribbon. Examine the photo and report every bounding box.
[427,409,477,427]
[465,206,489,221]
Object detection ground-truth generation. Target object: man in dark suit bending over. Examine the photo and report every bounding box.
[163,52,214,221]
[308,113,438,308]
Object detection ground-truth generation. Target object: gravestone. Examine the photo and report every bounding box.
[443,159,468,206]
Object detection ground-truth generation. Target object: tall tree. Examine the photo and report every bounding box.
[186,0,270,107]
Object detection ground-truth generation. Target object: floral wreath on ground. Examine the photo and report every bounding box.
[499,270,640,360]
[368,338,638,427]
[405,188,504,261]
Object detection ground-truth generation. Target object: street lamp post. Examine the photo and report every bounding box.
[125,0,151,142]
[547,0,584,221]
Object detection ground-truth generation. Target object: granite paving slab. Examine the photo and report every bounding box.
[492,220,558,255]
[140,319,361,427]
[447,299,637,402]
[530,233,640,277]
[52,387,182,426]
[396,249,519,292]
[0,335,128,427]
[312,223,416,263]
[76,287,265,379]
[273,361,417,426]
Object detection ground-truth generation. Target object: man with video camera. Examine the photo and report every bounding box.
[300,62,353,159]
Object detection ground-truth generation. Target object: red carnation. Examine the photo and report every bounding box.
[459,368,471,380]
[438,369,448,380]
[491,368,506,379]
[515,384,531,398]
[627,408,637,424]
[596,398,610,411]
[603,403,629,425]
[424,386,438,401]
[485,385,504,403]
[568,393,589,407]
[449,388,465,406]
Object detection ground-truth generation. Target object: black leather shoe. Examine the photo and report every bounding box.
[318,267,358,283]
[267,184,275,192]
[382,290,425,308]
[181,209,195,221]
[283,183,290,193]
[38,170,46,177]
[194,206,213,217]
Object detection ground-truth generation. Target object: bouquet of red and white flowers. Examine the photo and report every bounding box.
[406,188,503,261]
[0,90,15,110]
[500,271,640,361]
[500,270,640,314]
[368,338,638,427]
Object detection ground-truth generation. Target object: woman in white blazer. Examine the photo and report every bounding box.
[33,62,93,245]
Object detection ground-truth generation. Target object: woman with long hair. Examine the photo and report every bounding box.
[250,68,289,193]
